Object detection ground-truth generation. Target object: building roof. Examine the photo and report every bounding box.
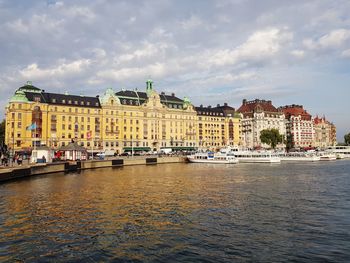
[195,103,237,117]
[237,99,280,114]
[18,81,42,93]
[115,89,185,107]
[278,105,312,120]
[23,91,101,108]
[59,142,87,151]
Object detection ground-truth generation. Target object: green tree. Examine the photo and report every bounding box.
[260,128,283,149]
[344,132,350,145]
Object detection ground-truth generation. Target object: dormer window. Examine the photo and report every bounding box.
[129,100,133,105]
[34,96,41,102]
[123,99,126,104]
[87,102,90,106]
[81,101,84,105]
[68,100,72,104]
[52,98,56,103]
[95,102,98,106]
[62,99,66,103]
[74,101,78,105]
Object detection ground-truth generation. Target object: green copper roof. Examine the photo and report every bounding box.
[18,81,42,93]
[100,87,120,105]
[9,89,29,103]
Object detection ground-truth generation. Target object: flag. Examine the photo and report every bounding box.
[87,131,92,140]
[26,122,37,131]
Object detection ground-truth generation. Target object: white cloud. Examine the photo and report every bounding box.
[341,49,350,57]
[206,27,293,67]
[19,59,91,80]
[290,49,305,58]
[180,15,203,30]
[303,29,350,50]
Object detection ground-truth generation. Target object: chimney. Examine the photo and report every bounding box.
[224,103,228,106]
[208,105,211,108]
[96,95,99,98]
[200,104,203,108]
[171,93,175,97]
[217,104,220,107]
[161,92,165,95]
[242,99,247,105]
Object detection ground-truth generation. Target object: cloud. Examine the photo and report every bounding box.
[303,29,350,50]
[290,49,305,58]
[341,49,350,57]
[180,15,203,30]
[206,27,293,67]
[19,59,91,80]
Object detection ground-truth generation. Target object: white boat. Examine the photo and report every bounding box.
[319,153,337,161]
[229,149,281,163]
[187,151,238,164]
[326,146,350,158]
[279,152,320,162]
[336,153,345,159]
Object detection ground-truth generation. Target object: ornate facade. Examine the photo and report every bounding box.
[237,99,286,149]
[5,80,241,154]
[313,116,337,148]
[279,105,314,148]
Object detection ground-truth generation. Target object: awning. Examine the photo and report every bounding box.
[163,147,197,151]
[123,147,151,152]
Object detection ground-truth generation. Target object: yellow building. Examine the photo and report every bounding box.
[195,104,241,150]
[5,80,241,155]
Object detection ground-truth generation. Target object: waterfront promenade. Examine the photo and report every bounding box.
[0,155,187,183]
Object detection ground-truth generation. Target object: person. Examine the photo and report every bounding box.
[17,155,23,166]
[42,155,46,163]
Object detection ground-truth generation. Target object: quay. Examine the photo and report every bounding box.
[0,156,187,183]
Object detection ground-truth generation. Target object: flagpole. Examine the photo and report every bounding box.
[34,121,37,162]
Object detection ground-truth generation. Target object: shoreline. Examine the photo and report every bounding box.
[0,156,187,183]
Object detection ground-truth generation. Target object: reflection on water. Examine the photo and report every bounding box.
[1,161,350,262]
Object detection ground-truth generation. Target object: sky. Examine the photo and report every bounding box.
[0,0,349,141]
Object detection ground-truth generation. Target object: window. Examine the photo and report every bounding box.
[52,99,56,103]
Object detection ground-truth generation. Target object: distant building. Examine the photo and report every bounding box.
[279,105,314,149]
[195,103,241,150]
[237,99,286,149]
[313,116,337,148]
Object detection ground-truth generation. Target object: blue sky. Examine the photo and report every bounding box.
[0,0,349,141]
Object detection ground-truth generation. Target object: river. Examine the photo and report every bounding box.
[0,161,350,262]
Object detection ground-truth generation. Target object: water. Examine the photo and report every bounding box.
[0,161,350,262]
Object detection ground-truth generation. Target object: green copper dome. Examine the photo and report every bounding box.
[9,89,29,103]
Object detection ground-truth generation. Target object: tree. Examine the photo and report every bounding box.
[260,128,283,149]
[344,133,350,145]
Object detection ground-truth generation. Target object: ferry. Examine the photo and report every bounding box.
[279,152,320,162]
[319,153,337,161]
[187,151,238,164]
[326,146,350,158]
[229,149,281,163]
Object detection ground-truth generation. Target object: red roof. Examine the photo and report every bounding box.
[279,105,311,120]
[237,99,279,113]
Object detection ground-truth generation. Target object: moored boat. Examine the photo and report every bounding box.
[279,152,320,162]
[187,151,238,164]
[230,149,281,163]
[319,153,337,161]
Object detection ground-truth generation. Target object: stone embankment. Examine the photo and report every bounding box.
[0,156,187,183]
